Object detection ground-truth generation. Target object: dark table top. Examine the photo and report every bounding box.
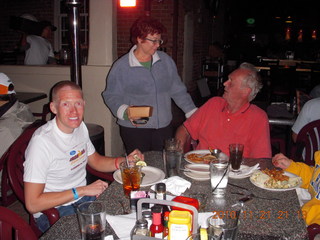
[16,92,47,104]
[40,151,308,240]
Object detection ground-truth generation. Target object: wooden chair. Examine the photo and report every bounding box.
[290,119,320,166]
[0,206,37,240]
[5,120,59,237]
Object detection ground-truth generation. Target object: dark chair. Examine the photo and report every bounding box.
[0,206,37,240]
[5,120,59,237]
[0,151,16,206]
[308,224,320,240]
[290,119,320,166]
[290,119,320,239]
[86,165,114,183]
[86,123,114,184]
[32,103,52,121]
[5,119,114,236]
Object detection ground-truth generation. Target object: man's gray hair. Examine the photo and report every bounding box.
[239,62,263,101]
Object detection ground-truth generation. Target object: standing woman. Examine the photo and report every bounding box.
[102,16,197,154]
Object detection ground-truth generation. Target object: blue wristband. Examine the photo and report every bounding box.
[72,188,79,200]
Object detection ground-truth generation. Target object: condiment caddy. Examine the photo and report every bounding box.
[131,198,199,240]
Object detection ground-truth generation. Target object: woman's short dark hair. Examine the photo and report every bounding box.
[130,16,166,44]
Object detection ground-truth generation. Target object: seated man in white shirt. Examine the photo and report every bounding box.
[24,81,144,233]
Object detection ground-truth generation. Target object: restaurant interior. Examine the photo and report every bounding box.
[0,0,320,239]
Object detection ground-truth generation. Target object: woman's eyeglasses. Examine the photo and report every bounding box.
[144,38,164,45]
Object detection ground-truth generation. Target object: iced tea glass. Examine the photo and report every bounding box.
[119,161,142,196]
[229,144,244,172]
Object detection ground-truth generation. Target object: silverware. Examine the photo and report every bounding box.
[228,183,249,191]
[231,192,280,201]
[231,195,253,207]
[209,148,222,158]
[141,172,145,182]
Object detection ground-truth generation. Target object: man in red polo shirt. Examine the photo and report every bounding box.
[175,62,271,158]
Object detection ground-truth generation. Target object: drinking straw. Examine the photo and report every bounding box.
[125,153,129,166]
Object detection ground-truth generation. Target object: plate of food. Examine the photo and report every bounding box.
[250,169,302,191]
[113,166,165,187]
[184,150,228,164]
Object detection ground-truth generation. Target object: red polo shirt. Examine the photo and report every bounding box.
[184,97,271,158]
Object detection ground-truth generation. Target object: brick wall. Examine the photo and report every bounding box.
[0,0,213,95]
[117,0,213,94]
[0,0,54,51]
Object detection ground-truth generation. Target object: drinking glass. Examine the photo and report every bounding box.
[229,144,244,172]
[207,210,240,240]
[163,138,182,177]
[209,154,229,197]
[120,161,142,196]
[77,201,106,240]
[186,233,214,239]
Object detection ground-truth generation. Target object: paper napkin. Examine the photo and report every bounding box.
[295,188,311,206]
[151,176,192,196]
[106,212,136,240]
[229,163,260,178]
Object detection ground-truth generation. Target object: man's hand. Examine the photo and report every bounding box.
[82,180,108,198]
[127,149,144,164]
[272,153,291,169]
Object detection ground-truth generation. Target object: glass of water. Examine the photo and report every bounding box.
[209,154,229,197]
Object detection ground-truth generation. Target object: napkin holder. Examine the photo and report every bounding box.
[132,198,198,240]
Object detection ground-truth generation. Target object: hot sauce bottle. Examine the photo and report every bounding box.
[150,206,164,238]
[163,211,170,238]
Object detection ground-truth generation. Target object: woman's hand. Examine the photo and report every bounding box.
[272,153,291,169]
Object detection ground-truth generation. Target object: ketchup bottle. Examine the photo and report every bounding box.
[150,206,164,238]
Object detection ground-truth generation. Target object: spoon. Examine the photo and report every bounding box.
[209,147,222,158]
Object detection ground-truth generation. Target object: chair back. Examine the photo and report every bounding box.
[0,206,37,240]
[5,120,52,236]
[6,120,45,204]
[293,119,320,166]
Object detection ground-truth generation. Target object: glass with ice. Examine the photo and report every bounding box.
[209,154,229,197]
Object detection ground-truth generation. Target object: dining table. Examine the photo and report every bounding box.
[16,91,48,104]
[40,151,309,240]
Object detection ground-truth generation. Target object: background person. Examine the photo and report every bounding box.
[272,152,320,227]
[24,81,144,233]
[102,16,197,154]
[20,20,57,65]
[175,62,271,158]
[292,97,320,143]
[0,72,35,201]
[0,72,35,158]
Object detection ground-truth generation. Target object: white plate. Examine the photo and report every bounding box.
[185,164,209,175]
[250,170,302,191]
[184,150,228,164]
[228,165,252,179]
[183,171,210,181]
[113,166,165,187]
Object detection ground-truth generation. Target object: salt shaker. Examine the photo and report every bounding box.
[130,219,150,239]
